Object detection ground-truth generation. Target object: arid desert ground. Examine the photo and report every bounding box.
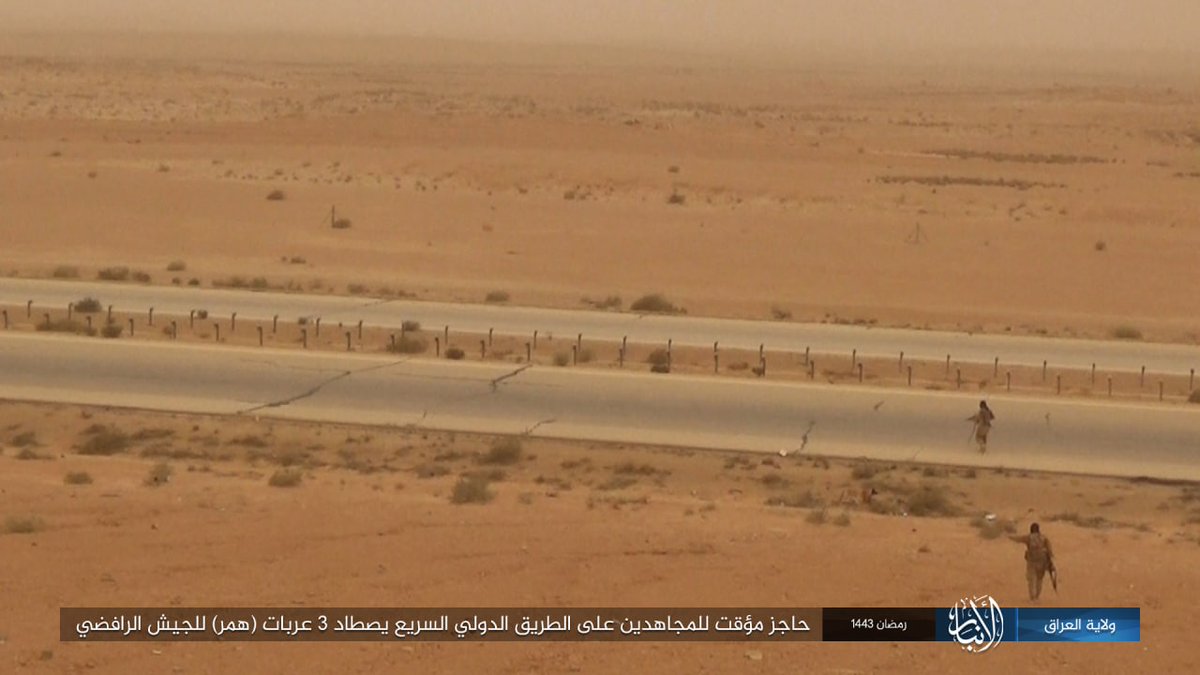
[2,26,1200,675]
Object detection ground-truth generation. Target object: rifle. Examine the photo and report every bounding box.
[1048,557,1059,593]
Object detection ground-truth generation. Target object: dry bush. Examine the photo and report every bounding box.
[230,435,268,448]
[577,348,595,363]
[63,471,93,485]
[1047,512,1111,529]
[100,321,123,339]
[765,490,823,508]
[646,348,670,367]
[553,352,570,367]
[485,290,510,303]
[582,295,622,310]
[1189,390,1200,404]
[4,515,45,534]
[450,475,494,504]
[144,463,173,487]
[1111,325,1142,340]
[132,271,151,283]
[96,267,130,281]
[631,293,681,314]
[268,468,304,488]
[480,438,523,465]
[445,346,466,360]
[266,189,286,201]
[832,511,852,527]
[332,218,352,230]
[597,476,638,491]
[73,297,102,313]
[78,429,131,456]
[166,260,187,272]
[387,335,428,354]
[760,473,789,489]
[37,318,96,336]
[851,462,882,480]
[771,306,793,320]
[16,448,47,461]
[805,508,828,525]
[401,320,422,332]
[52,265,79,279]
[1094,240,1107,252]
[906,484,958,517]
[11,431,38,447]
[667,191,686,205]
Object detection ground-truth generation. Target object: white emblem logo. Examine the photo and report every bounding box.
[947,595,1004,653]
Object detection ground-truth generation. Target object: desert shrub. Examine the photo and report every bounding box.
[450,475,494,504]
[100,321,123,339]
[906,484,958,517]
[266,189,286,201]
[166,260,187,271]
[1189,390,1200,404]
[727,361,750,371]
[38,319,95,336]
[630,293,681,314]
[347,283,370,295]
[806,508,827,525]
[131,271,151,283]
[78,429,130,456]
[771,306,793,320]
[646,348,670,367]
[553,352,570,367]
[1111,325,1143,340]
[765,490,823,508]
[332,218,352,229]
[96,267,130,281]
[230,435,268,448]
[485,290,510,303]
[480,438,523,465]
[445,346,465,360]
[760,473,788,488]
[832,511,852,527]
[268,468,304,487]
[578,348,595,363]
[11,431,38,447]
[63,471,93,485]
[387,335,428,354]
[4,515,45,534]
[195,309,209,319]
[52,265,79,279]
[16,448,45,461]
[73,297,103,313]
[1094,240,1107,252]
[850,463,880,480]
[144,463,172,487]
[401,320,421,332]
[970,514,1016,539]
[1047,512,1110,529]
[188,278,200,286]
[667,191,686,205]
[650,363,671,374]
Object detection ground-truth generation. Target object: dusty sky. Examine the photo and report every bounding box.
[2,1,1197,56]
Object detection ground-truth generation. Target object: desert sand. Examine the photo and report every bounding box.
[2,400,1199,673]
[0,32,1198,343]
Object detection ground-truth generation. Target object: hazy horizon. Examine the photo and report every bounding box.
[3,0,1198,58]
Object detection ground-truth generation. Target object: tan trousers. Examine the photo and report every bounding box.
[1026,562,1047,600]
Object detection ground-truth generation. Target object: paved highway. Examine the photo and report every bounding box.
[1,333,1196,479]
[3,279,1199,375]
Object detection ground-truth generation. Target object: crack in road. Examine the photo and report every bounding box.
[523,417,556,435]
[490,363,533,392]
[239,357,411,414]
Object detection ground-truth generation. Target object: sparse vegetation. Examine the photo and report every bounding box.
[631,293,681,314]
[929,149,1106,165]
[214,276,269,290]
[131,271,151,283]
[832,511,852,527]
[485,290,510,303]
[73,297,102,313]
[905,484,958,517]
[851,462,881,480]
[266,189,286,201]
[877,175,1065,190]
[52,265,79,279]
[387,335,428,354]
[480,438,523,465]
[96,266,130,281]
[401,320,421,332]
[445,346,465,360]
[268,468,304,488]
[11,431,38,447]
[166,260,187,272]
[805,508,827,525]
[1094,240,1107,252]
[37,319,96,336]
[970,514,1016,539]
[332,218,352,230]
[450,474,495,504]
[1048,512,1111,529]
[4,515,45,534]
[667,191,686,205]
[765,490,823,509]
[553,352,571,367]
[100,321,123,339]
[1111,325,1143,340]
[582,295,622,310]
[1189,390,1200,404]
[64,471,93,485]
[646,348,670,367]
[771,306,793,320]
[15,448,46,461]
[77,429,131,456]
[230,434,268,448]
[144,461,172,482]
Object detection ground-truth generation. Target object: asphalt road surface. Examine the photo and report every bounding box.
[4,279,1199,375]
[1,333,1196,480]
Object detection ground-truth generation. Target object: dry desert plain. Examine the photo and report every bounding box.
[2,31,1200,675]
[2,401,1200,674]
[0,33,1198,342]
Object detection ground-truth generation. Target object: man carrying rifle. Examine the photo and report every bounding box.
[1010,522,1056,600]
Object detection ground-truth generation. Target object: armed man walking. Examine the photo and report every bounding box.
[967,400,996,453]
[1010,523,1056,601]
